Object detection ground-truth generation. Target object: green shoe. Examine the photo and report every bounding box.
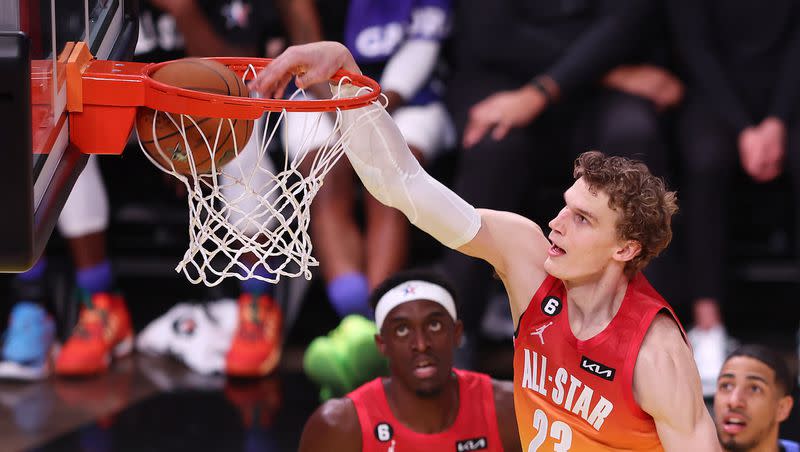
[337,315,387,383]
[304,315,388,401]
[304,335,355,397]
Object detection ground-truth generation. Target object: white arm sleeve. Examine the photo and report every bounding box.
[380,39,440,101]
[337,89,480,249]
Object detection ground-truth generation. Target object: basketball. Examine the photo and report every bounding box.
[135,58,254,175]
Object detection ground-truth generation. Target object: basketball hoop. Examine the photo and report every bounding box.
[63,42,383,286]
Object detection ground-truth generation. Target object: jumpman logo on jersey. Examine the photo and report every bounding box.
[387,439,396,452]
[530,321,553,345]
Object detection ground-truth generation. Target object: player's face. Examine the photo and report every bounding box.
[544,178,636,283]
[377,300,463,398]
[713,356,792,451]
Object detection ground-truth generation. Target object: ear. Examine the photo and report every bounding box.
[375,333,388,357]
[776,395,794,423]
[613,240,642,264]
[453,319,464,348]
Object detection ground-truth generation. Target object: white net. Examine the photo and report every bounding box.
[135,74,377,287]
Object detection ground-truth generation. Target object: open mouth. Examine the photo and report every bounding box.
[722,415,747,434]
[413,359,437,379]
[548,244,566,257]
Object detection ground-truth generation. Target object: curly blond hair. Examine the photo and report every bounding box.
[574,151,678,278]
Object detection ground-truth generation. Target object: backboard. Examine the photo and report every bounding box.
[0,0,138,271]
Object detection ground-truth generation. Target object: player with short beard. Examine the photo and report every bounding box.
[714,345,798,452]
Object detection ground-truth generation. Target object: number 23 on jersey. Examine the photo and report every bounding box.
[528,409,573,452]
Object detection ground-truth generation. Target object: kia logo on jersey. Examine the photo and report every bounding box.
[580,356,616,381]
[456,437,487,451]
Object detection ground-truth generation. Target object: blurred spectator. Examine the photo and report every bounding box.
[667,0,800,395]
[284,0,455,318]
[440,0,680,360]
[713,344,798,451]
[134,0,324,377]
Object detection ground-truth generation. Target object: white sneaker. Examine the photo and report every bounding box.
[136,303,196,356]
[136,300,237,375]
[688,325,731,397]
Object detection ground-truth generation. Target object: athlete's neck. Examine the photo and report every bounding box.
[383,373,460,434]
[563,268,629,341]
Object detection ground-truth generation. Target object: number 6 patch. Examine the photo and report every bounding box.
[541,296,563,316]
[374,422,394,442]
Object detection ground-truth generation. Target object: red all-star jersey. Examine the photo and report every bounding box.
[513,273,686,451]
[347,368,505,451]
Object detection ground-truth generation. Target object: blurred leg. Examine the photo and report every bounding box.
[677,100,737,305]
[676,99,738,396]
[67,231,107,270]
[311,158,364,283]
[58,156,114,294]
[221,117,285,377]
[55,157,133,377]
[58,156,110,272]
[282,103,366,289]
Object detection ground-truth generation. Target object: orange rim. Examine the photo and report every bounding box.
[66,45,381,154]
[70,52,381,119]
[144,57,381,116]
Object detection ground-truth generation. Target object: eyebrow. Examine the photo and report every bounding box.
[718,373,770,385]
[745,375,770,385]
[563,194,598,222]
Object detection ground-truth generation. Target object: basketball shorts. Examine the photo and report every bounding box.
[58,156,109,238]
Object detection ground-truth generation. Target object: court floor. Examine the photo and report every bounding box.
[0,352,316,452]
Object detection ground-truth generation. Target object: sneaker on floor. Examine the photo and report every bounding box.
[688,325,732,397]
[137,299,237,375]
[0,302,56,381]
[225,294,282,377]
[136,303,197,356]
[55,293,133,376]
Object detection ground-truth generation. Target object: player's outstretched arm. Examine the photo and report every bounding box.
[634,314,722,452]
[298,398,361,452]
[339,95,550,321]
[252,42,551,318]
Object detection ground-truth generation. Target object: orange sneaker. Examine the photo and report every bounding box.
[55,293,134,376]
[225,294,282,377]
